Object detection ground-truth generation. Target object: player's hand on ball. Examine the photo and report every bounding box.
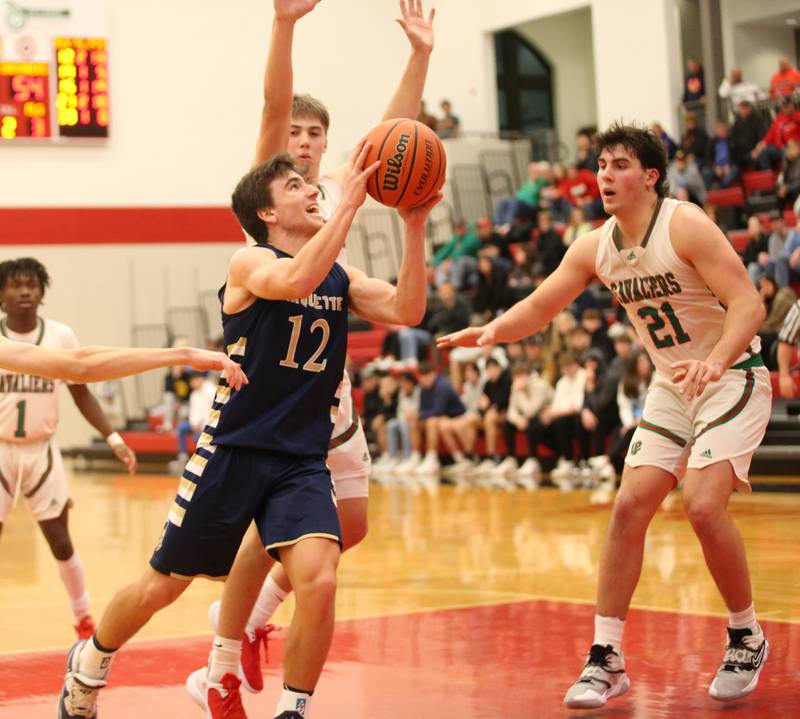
[396,0,435,53]
[670,358,722,399]
[274,0,321,22]
[397,192,443,227]
[187,349,249,391]
[342,138,380,210]
[113,443,137,475]
[436,325,497,349]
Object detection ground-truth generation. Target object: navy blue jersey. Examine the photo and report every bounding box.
[208,244,349,457]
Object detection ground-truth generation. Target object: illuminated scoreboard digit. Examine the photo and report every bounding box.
[54,37,110,138]
[0,62,51,140]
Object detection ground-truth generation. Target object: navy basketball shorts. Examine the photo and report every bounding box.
[150,445,342,579]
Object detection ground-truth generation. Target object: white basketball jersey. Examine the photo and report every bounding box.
[595,197,760,377]
[0,318,79,442]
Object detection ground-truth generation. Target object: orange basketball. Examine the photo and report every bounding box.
[364,118,446,209]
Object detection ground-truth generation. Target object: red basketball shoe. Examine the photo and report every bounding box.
[240,625,277,693]
[74,615,96,640]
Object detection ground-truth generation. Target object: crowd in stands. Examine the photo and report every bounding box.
[417,98,461,138]
[355,54,800,491]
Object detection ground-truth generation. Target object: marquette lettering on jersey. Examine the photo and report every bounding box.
[210,244,349,456]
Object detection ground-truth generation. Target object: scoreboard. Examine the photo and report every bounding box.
[0,2,110,142]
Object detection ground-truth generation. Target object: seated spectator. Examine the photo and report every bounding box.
[169,371,216,473]
[436,99,460,138]
[427,281,472,337]
[507,245,537,303]
[414,361,466,474]
[742,215,771,285]
[494,161,549,233]
[731,100,767,168]
[439,362,483,479]
[773,221,800,291]
[548,309,578,356]
[476,216,513,268]
[539,351,586,488]
[577,349,619,485]
[680,111,710,166]
[498,361,554,489]
[776,299,800,398]
[433,220,480,289]
[563,206,594,247]
[770,56,800,99]
[473,358,512,476]
[667,150,707,205]
[158,336,193,431]
[472,254,510,322]
[581,307,615,361]
[376,372,421,475]
[609,351,654,472]
[719,66,764,108]
[765,214,791,286]
[682,56,705,108]
[523,333,558,386]
[560,164,602,220]
[651,122,677,160]
[532,210,566,277]
[703,120,739,189]
[575,128,599,172]
[752,98,800,171]
[371,373,398,460]
[758,275,797,369]
[417,99,438,131]
[777,138,800,209]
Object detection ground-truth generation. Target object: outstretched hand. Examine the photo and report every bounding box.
[398,191,443,227]
[274,0,321,22]
[670,358,723,399]
[187,348,249,391]
[341,138,381,210]
[436,324,497,349]
[396,0,435,53]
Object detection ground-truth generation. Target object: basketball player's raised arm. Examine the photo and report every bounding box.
[0,337,248,389]
[346,193,441,326]
[253,0,322,166]
[437,232,600,348]
[669,205,766,397]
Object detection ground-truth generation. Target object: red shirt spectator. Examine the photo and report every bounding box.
[559,166,600,203]
[770,56,800,98]
[761,101,800,150]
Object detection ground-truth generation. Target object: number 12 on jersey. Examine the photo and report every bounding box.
[638,302,691,349]
[280,315,330,373]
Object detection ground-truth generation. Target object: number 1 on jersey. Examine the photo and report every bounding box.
[15,400,26,438]
[280,315,330,373]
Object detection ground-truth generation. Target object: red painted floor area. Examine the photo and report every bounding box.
[2,601,798,718]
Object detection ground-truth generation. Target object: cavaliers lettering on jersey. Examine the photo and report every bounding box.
[208,244,350,456]
[0,318,78,443]
[595,197,759,377]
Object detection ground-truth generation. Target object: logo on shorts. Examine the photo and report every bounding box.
[295,698,307,715]
[154,521,168,553]
[630,440,642,455]
[701,448,712,459]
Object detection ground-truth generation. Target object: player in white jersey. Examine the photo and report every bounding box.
[438,123,771,707]
[190,0,436,703]
[0,258,248,642]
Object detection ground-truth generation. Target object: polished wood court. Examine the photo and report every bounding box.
[1,469,799,716]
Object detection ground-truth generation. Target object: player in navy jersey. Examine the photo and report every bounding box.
[58,142,440,719]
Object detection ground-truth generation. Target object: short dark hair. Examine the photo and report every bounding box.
[231,154,296,244]
[595,121,668,197]
[292,94,330,132]
[0,257,50,295]
[418,360,437,376]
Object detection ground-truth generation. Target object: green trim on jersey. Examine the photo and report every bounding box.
[731,355,764,370]
[695,370,755,439]
[639,418,688,447]
[613,196,664,252]
[0,317,45,346]
[328,397,359,450]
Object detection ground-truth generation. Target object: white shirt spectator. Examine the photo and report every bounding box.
[550,368,586,414]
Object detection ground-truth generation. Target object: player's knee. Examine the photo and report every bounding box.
[610,491,652,531]
[684,497,723,536]
[138,572,187,613]
[295,566,337,609]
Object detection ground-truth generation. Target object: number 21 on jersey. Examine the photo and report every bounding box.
[638,301,691,349]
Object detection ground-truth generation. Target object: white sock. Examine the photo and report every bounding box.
[208,635,242,684]
[593,615,625,651]
[247,575,289,639]
[78,635,116,681]
[274,685,313,718]
[425,450,437,459]
[57,553,90,619]
[728,603,759,634]
[452,451,465,462]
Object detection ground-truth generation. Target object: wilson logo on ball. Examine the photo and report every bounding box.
[365,118,446,209]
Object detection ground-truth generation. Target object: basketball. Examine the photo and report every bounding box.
[364,118,446,209]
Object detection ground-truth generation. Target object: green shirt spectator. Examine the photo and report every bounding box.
[434,223,480,265]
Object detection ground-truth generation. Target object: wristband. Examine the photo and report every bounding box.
[106,432,125,449]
